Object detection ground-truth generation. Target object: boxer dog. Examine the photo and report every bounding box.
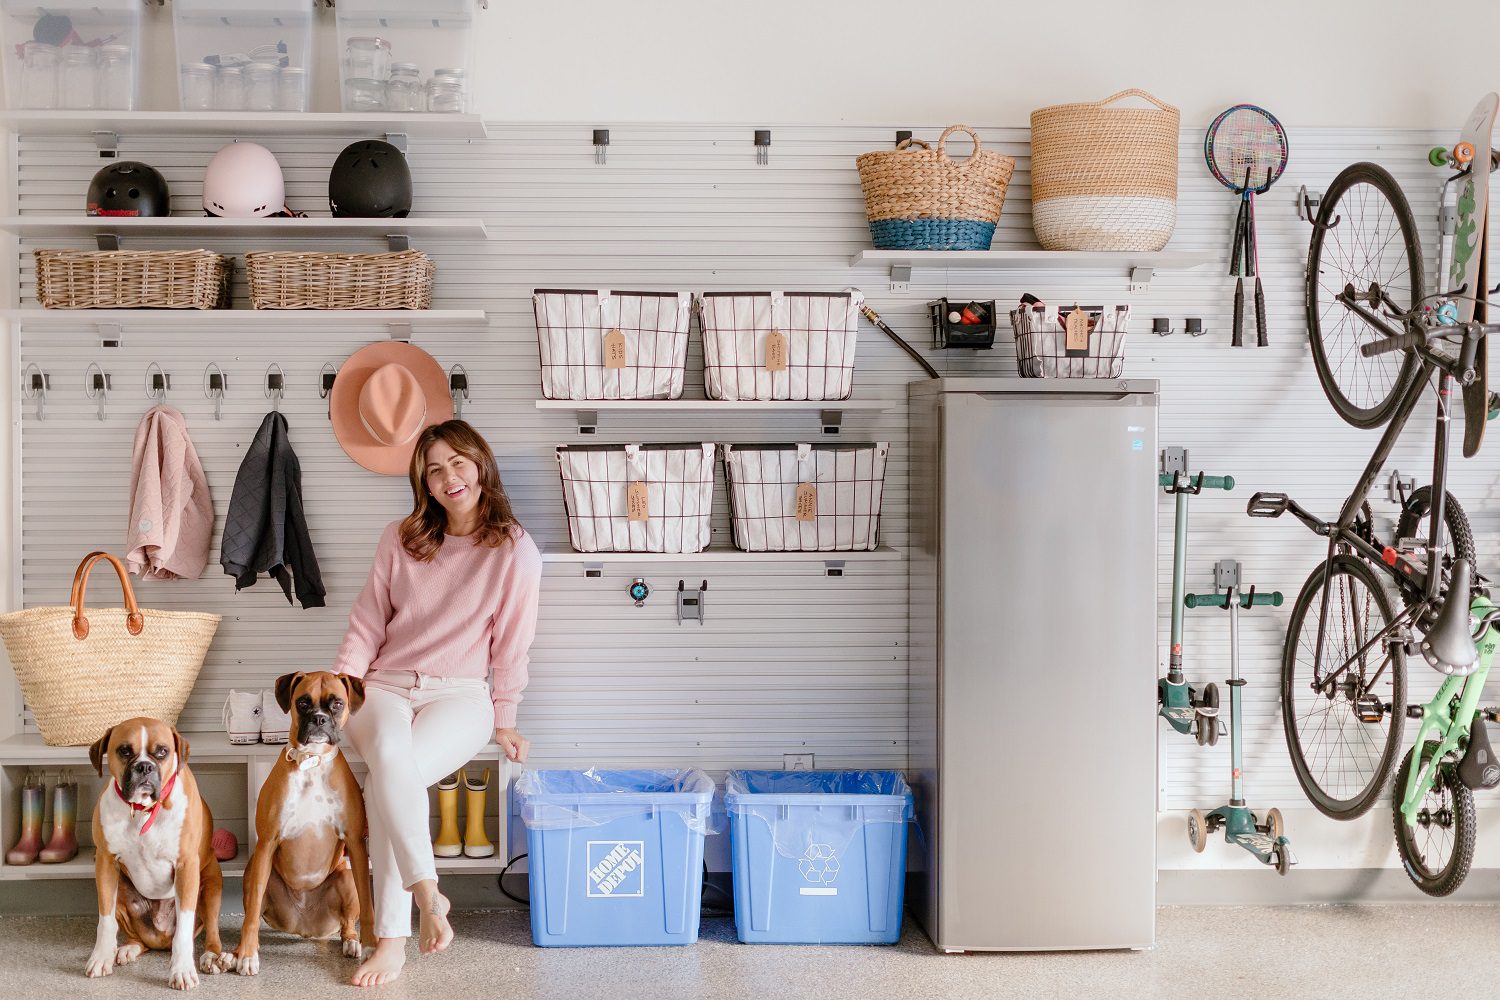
[86,717,230,990]
[233,671,374,975]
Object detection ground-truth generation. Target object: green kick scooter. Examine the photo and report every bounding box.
[1185,560,1295,875]
[1158,447,1234,745]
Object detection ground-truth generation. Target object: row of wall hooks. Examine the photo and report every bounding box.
[21,362,473,423]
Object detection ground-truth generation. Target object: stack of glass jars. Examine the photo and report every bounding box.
[335,0,477,114]
[172,0,314,112]
[2,0,141,110]
[179,58,308,112]
[341,36,469,113]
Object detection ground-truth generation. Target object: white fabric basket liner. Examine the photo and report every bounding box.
[723,442,890,552]
[534,288,692,400]
[556,443,716,553]
[697,290,863,401]
[1010,302,1130,378]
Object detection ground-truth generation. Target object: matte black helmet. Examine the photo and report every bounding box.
[87,161,170,218]
[329,140,412,218]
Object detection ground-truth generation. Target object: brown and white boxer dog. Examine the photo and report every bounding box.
[86,717,230,990]
[233,670,374,975]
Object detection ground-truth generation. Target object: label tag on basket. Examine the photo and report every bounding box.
[603,328,628,369]
[795,482,818,522]
[766,330,789,372]
[1065,307,1092,357]
[627,481,650,521]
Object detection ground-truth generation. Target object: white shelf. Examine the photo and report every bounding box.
[0,111,488,141]
[0,733,504,764]
[535,399,890,412]
[0,848,249,882]
[1,309,488,329]
[544,546,902,564]
[0,216,489,241]
[850,248,1217,292]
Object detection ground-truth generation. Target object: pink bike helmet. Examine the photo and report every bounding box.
[202,142,286,218]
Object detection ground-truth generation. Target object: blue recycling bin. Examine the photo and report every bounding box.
[724,770,913,944]
[515,768,716,947]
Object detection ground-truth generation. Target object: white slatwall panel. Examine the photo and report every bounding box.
[11,123,1500,857]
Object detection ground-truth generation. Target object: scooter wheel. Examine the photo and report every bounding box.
[1194,718,1209,746]
[1188,809,1209,853]
[1275,847,1292,876]
[1264,807,1285,840]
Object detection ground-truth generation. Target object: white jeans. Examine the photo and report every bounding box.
[345,671,493,939]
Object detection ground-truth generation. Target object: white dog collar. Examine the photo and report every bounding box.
[285,744,339,771]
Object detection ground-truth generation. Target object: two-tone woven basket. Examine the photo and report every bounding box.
[1029,90,1180,251]
[246,249,434,309]
[35,249,232,309]
[855,125,1016,251]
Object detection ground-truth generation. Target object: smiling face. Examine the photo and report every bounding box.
[423,437,482,527]
[89,718,187,806]
[275,672,365,748]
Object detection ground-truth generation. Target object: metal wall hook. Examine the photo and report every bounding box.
[265,363,285,413]
[754,129,771,165]
[593,128,609,165]
[21,363,49,421]
[320,362,338,420]
[204,363,227,421]
[448,364,469,419]
[85,362,111,421]
[145,362,171,401]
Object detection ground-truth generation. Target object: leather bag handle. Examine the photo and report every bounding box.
[69,551,143,641]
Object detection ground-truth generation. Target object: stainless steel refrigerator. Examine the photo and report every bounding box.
[908,378,1158,952]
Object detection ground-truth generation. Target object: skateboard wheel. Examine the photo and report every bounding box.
[1455,141,1475,166]
[1429,146,1451,167]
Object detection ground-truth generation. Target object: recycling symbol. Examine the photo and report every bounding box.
[798,843,840,884]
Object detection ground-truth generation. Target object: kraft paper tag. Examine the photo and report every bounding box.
[626,481,650,522]
[1064,308,1091,357]
[795,482,818,522]
[603,328,628,369]
[766,329,789,372]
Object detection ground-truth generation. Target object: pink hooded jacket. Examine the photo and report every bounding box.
[126,404,215,581]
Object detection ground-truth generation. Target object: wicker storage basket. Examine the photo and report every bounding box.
[245,249,433,309]
[35,248,231,309]
[723,442,890,552]
[555,443,717,554]
[1010,301,1130,378]
[855,125,1016,251]
[1029,89,1180,251]
[0,552,220,746]
[533,288,693,400]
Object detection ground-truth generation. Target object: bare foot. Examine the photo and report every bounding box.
[352,939,405,988]
[418,892,453,955]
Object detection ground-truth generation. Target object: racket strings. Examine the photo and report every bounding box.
[1207,107,1289,191]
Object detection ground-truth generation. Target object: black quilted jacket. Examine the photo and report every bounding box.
[220,411,326,609]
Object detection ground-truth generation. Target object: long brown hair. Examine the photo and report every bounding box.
[400,420,522,561]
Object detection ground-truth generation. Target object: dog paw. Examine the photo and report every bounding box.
[85,948,115,979]
[343,937,364,959]
[198,950,227,975]
[167,959,200,991]
[213,951,239,973]
[234,951,259,977]
[115,942,144,967]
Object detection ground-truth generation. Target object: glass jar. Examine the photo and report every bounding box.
[96,44,134,111]
[214,65,244,111]
[277,66,308,112]
[244,62,279,112]
[20,42,61,110]
[384,63,421,113]
[343,36,391,83]
[61,46,98,110]
[344,77,386,112]
[426,70,466,114]
[179,62,215,112]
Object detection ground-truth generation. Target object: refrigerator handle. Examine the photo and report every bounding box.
[972,391,1140,402]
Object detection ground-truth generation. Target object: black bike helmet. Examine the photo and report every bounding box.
[87,161,170,218]
[329,140,412,218]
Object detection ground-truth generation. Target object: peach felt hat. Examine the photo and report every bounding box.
[330,341,453,475]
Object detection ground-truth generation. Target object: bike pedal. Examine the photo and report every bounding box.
[1247,492,1290,518]
[1354,694,1386,723]
[1483,707,1500,723]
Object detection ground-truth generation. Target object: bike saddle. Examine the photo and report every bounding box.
[1420,559,1480,675]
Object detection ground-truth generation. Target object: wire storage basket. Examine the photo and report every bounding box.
[723,442,890,552]
[533,289,693,400]
[555,443,717,553]
[1011,300,1130,378]
[245,250,433,309]
[696,290,862,401]
[35,249,232,309]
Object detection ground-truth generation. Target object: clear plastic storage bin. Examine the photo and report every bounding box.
[172,0,315,112]
[335,0,477,113]
[0,0,141,110]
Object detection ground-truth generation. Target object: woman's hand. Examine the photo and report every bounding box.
[495,727,529,763]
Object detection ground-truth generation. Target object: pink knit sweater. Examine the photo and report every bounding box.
[332,520,543,728]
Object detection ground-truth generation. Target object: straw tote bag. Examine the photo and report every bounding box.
[0,552,220,746]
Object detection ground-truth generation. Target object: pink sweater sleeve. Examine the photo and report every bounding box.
[332,523,398,678]
[488,532,543,728]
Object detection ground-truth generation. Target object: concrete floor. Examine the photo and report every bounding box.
[0,905,1492,999]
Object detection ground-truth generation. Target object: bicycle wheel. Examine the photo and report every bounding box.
[1392,741,1475,896]
[1281,554,1407,819]
[1394,487,1477,626]
[1306,162,1423,429]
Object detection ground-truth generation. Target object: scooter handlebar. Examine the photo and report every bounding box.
[1185,592,1283,609]
[1158,474,1235,490]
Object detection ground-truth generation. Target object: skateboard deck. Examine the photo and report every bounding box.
[1453,94,1496,456]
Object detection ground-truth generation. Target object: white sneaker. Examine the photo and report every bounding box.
[221,691,262,746]
[260,689,291,745]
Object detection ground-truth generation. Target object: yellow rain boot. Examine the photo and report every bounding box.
[433,773,462,858]
[463,768,494,859]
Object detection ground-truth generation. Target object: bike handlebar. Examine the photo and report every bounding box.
[1158,474,1234,490]
[1185,592,1284,608]
[1361,329,1429,357]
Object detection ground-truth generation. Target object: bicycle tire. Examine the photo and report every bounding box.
[1306,162,1423,429]
[1393,487,1477,626]
[1281,554,1407,819]
[1393,741,1476,896]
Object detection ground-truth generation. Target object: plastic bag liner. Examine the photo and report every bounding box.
[724,770,913,860]
[514,767,720,836]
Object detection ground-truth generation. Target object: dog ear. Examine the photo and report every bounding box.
[341,675,366,716]
[274,672,305,714]
[89,726,114,777]
[173,729,191,767]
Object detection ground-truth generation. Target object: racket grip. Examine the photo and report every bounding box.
[1232,279,1244,347]
[1254,278,1267,347]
